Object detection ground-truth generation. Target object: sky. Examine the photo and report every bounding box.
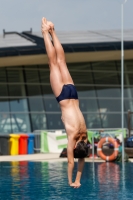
[0,0,133,34]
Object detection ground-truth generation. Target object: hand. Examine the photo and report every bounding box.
[70,182,81,188]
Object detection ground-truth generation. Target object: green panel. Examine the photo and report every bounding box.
[58,144,67,149]
[56,135,67,140]
[87,131,100,144]
[41,131,49,153]
[115,129,127,138]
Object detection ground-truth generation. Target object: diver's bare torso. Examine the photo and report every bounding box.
[59,99,87,137]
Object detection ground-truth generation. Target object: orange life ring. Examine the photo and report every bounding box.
[97,137,119,161]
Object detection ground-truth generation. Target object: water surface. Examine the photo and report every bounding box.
[0,161,133,200]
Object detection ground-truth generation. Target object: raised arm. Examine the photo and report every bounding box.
[67,136,75,186]
[74,158,85,187]
[67,136,84,188]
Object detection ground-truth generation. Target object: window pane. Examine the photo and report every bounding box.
[10,98,28,112]
[30,113,47,130]
[42,85,54,97]
[79,99,98,112]
[43,98,60,112]
[45,113,64,129]
[10,113,31,133]
[99,113,127,128]
[0,113,11,133]
[125,61,133,71]
[7,69,23,82]
[27,85,44,111]
[25,69,40,83]
[126,74,133,85]
[0,99,9,112]
[70,71,93,84]
[124,87,133,99]
[27,85,42,96]
[39,65,49,69]
[94,72,119,85]
[92,61,117,71]
[96,87,121,98]
[83,113,127,129]
[9,85,26,96]
[83,113,102,129]
[69,63,93,84]
[39,70,50,84]
[68,62,91,71]
[98,99,121,112]
[125,99,133,112]
[92,62,119,85]
[128,113,133,130]
[0,85,8,96]
[28,97,44,112]
[0,69,6,83]
[76,86,96,98]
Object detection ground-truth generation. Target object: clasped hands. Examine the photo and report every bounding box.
[69,182,81,189]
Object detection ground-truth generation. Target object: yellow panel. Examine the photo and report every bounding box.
[0,50,133,67]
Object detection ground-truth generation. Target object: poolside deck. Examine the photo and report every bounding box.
[0,153,103,162]
[0,153,133,162]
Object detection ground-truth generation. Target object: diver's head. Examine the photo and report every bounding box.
[74,140,89,158]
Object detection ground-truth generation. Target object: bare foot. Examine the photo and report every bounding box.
[41,17,50,35]
[47,21,54,34]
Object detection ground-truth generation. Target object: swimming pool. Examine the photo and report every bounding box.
[0,161,133,200]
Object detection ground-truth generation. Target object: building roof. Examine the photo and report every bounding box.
[0,32,36,48]
[0,29,133,57]
[34,29,133,44]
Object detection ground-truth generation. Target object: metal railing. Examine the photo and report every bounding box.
[33,128,127,163]
[128,110,133,137]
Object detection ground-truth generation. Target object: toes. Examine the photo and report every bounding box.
[47,21,54,28]
[42,17,44,23]
[42,17,47,24]
[44,18,47,23]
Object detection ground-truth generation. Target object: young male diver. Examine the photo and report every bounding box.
[41,18,88,188]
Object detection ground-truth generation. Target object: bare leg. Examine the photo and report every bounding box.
[47,21,74,85]
[41,18,63,97]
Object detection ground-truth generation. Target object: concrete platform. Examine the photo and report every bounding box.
[0,153,133,162]
[0,153,104,162]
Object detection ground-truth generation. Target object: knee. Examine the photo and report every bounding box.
[57,58,66,67]
[49,58,57,67]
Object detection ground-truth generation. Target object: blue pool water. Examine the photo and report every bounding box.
[0,161,133,200]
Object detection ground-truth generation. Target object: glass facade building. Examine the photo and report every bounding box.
[0,60,133,133]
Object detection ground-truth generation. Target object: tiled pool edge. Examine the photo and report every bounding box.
[0,153,104,162]
[0,153,132,162]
